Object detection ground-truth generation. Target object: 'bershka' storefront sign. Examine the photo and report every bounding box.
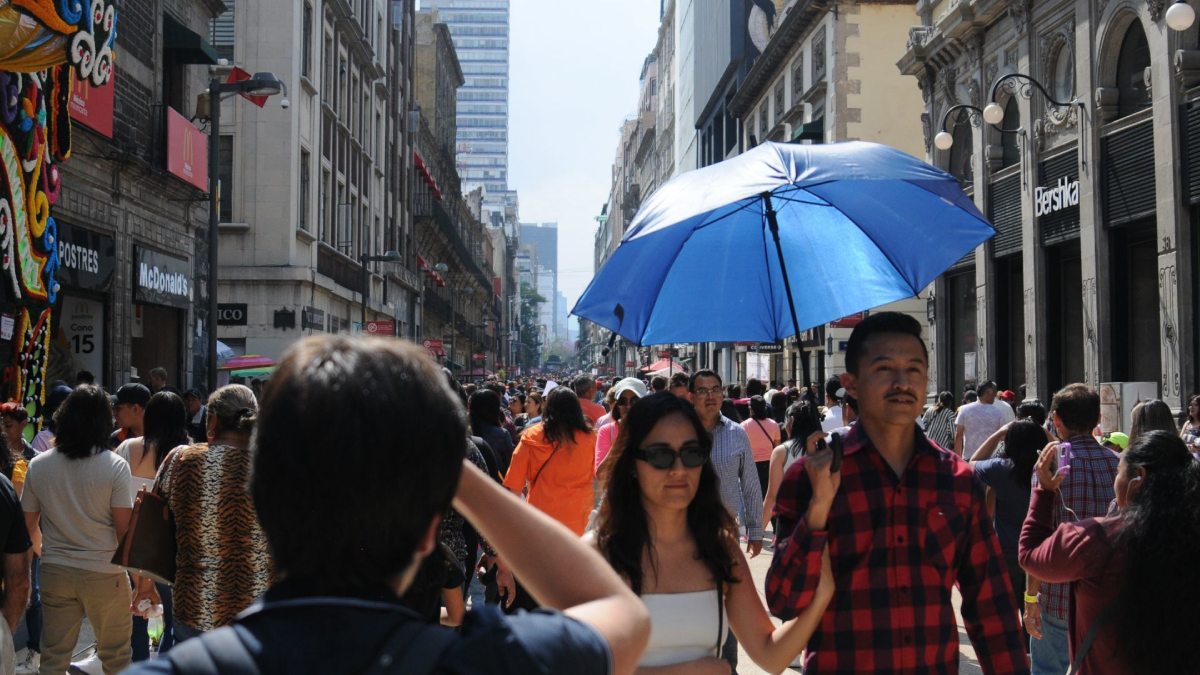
[1034,176,1080,217]
[57,221,115,291]
[134,246,191,308]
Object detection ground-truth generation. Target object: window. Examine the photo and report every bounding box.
[299,149,311,232]
[320,168,331,243]
[302,4,313,78]
[1000,98,1020,169]
[1051,43,1073,102]
[759,104,768,138]
[811,27,826,83]
[1116,22,1151,117]
[210,0,235,61]
[792,55,804,105]
[218,135,234,222]
[774,81,785,124]
[323,33,334,103]
[948,109,973,183]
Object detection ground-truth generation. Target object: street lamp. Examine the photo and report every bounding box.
[934,72,1083,151]
[1168,0,1196,31]
[360,250,403,328]
[206,70,287,393]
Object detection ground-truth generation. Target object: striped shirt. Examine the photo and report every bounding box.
[1029,435,1119,621]
[709,415,764,542]
[922,406,956,450]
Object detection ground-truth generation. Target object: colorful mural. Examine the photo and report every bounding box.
[0,0,117,425]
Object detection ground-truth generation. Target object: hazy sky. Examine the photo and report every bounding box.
[508,1,662,328]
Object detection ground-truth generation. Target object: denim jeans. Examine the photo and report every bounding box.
[21,556,41,652]
[130,582,174,661]
[1030,611,1070,675]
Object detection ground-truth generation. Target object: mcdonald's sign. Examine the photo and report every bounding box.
[69,71,115,138]
[166,106,208,191]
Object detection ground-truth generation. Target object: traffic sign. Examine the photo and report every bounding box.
[366,320,395,336]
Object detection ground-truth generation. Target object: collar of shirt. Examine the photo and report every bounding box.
[842,423,941,473]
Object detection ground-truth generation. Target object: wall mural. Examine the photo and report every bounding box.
[0,0,117,429]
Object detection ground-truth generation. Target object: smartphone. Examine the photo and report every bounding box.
[830,432,843,473]
[1057,441,1073,477]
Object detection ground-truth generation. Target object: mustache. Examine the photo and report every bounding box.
[885,390,918,402]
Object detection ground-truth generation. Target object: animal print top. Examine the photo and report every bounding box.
[157,443,271,631]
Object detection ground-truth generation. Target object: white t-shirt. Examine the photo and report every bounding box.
[822,405,844,433]
[21,447,132,573]
[955,400,1016,459]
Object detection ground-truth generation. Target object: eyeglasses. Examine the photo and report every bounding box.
[635,442,709,469]
[692,386,723,398]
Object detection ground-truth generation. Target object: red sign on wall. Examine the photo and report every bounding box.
[829,312,867,329]
[69,72,115,138]
[166,106,208,191]
[366,320,395,336]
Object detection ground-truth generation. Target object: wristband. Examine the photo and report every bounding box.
[1024,593,1039,604]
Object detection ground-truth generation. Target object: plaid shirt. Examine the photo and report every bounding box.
[1028,435,1119,621]
[709,415,764,542]
[767,425,1028,674]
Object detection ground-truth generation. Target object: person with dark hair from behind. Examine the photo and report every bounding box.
[650,375,668,393]
[970,420,1047,642]
[1016,400,1048,428]
[469,389,515,474]
[1127,399,1176,445]
[741,396,780,511]
[592,392,834,672]
[820,377,843,434]
[22,385,133,674]
[1020,430,1200,674]
[500,386,597,611]
[921,391,957,450]
[75,370,95,386]
[126,336,650,675]
[668,372,691,400]
[1022,383,1119,675]
[761,401,823,534]
[31,385,70,455]
[181,389,207,443]
[116,391,190,661]
[766,312,1028,674]
[132,385,269,644]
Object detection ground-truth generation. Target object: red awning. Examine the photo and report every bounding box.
[413,151,443,200]
[416,255,429,271]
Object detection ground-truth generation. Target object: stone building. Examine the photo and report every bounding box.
[898,0,1198,415]
[209,0,421,366]
[727,0,927,387]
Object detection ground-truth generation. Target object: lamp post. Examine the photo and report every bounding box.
[205,71,287,394]
[933,73,1084,151]
[360,250,403,329]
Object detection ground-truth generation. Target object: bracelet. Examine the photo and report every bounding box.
[1024,593,1039,604]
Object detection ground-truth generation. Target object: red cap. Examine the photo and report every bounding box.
[999,390,1016,401]
[0,402,27,421]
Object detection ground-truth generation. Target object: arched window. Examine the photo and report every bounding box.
[1001,97,1020,169]
[949,109,973,183]
[1116,21,1151,117]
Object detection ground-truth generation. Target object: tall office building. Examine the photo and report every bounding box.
[520,222,560,342]
[423,0,511,220]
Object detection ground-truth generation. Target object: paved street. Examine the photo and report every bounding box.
[735,533,983,675]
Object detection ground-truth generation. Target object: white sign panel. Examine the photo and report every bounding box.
[60,295,104,385]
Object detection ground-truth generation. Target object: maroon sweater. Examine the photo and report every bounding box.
[1019,488,1129,675]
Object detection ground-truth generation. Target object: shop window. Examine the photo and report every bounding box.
[1116,22,1152,118]
[1045,242,1084,394]
[1001,98,1020,169]
[947,270,978,397]
[299,149,311,232]
[948,109,974,183]
[994,255,1025,391]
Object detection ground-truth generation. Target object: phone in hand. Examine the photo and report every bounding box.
[830,432,843,473]
[1056,441,1073,477]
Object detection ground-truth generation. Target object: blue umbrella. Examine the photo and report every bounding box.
[572,141,993,379]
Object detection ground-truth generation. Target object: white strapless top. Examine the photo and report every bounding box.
[638,589,728,667]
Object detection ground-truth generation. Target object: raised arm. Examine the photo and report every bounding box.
[454,460,649,674]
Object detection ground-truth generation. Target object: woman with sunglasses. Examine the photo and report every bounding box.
[595,377,648,474]
[594,393,833,673]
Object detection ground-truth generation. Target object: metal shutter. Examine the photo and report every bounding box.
[1039,149,1080,246]
[989,173,1022,257]
[1185,102,1200,204]
[1101,121,1156,227]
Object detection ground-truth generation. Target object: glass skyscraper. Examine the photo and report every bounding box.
[424,0,511,213]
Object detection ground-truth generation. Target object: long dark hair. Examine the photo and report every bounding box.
[1111,431,1200,672]
[787,401,823,456]
[143,392,189,470]
[1003,420,1043,488]
[1188,394,1200,424]
[54,385,114,459]
[596,392,737,595]
[749,395,769,421]
[1129,399,1177,443]
[468,389,504,430]
[541,386,591,446]
[934,391,954,412]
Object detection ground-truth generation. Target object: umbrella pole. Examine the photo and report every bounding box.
[762,192,811,390]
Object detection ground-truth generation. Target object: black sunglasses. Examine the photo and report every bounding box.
[635,442,709,469]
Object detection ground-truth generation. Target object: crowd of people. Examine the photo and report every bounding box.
[0,313,1190,673]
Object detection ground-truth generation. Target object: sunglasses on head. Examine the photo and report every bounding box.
[635,442,709,469]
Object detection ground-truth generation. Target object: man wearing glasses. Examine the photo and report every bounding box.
[689,369,763,672]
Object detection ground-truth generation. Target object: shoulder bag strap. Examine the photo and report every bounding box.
[1066,601,1117,675]
[529,442,564,492]
[752,419,776,446]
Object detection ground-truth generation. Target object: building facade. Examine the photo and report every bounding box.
[212,0,421,365]
[898,0,1198,413]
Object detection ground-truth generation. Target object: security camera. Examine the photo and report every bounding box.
[280,98,290,110]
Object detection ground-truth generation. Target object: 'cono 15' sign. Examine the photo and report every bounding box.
[1034,176,1080,217]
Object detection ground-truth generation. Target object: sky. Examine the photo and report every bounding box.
[508,1,663,333]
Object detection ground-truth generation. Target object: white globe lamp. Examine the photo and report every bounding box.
[982,103,1005,126]
[1167,1,1196,32]
[934,131,954,151]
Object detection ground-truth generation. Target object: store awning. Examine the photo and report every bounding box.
[164,15,219,65]
[413,151,443,200]
[791,118,825,144]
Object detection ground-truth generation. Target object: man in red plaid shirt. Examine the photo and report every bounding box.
[766,312,1029,674]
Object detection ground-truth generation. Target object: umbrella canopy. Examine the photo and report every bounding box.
[640,358,689,374]
[572,141,993,347]
[216,340,236,363]
[217,355,275,371]
[229,367,275,378]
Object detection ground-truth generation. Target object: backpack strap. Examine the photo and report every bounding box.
[360,618,458,675]
[1067,601,1117,675]
[166,626,258,675]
